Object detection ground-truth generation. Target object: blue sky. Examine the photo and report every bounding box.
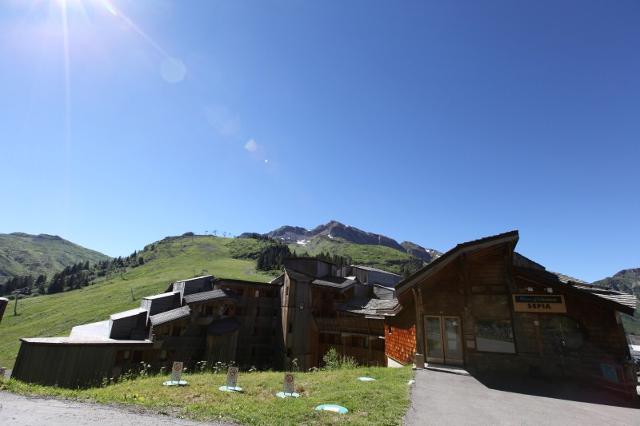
[1,0,638,281]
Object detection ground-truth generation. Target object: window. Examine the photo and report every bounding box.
[475,320,516,353]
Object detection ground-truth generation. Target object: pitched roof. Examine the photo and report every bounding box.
[396,230,520,294]
[21,337,152,346]
[149,305,191,326]
[184,289,236,304]
[312,276,357,291]
[337,297,400,317]
[572,284,637,311]
[514,266,637,315]
[284,268,313,282]
[270,274,285,285]
[214,278,273,287]
[110,308,147,321]
[143,291,179,301]
[352,265,401,276]
[373,284,396,300]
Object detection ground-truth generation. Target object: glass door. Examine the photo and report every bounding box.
[424,316,444,363]
[424,315,464,366]
[443,317,464,365]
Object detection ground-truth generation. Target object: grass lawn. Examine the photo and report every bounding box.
[0,367,413,425]
[0,235,278,368]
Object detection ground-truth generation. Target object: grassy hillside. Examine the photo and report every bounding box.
[0,235,278,368]
[290,236,419,275]
[0,233,110,284]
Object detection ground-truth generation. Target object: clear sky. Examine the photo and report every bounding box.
[1,0,638,281]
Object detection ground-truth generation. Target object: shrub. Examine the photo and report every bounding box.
[322,347,358,370]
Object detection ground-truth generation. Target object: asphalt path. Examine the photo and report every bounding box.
[0,391,231,426]
[405,369,640,426]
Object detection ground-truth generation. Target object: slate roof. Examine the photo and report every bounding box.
[337,298,400,317]
[514,266,637,315]
[149,306,191,326]
[352,265,401,276]
[571,284,637,312]
[183,289,235,305]
[373,284,396,300]
[312,276,357,291]
[550,271,589,285]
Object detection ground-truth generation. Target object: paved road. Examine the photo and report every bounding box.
[0,391,229,426]
[405,369,640,426]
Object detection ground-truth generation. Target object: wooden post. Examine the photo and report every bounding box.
[413,287,425,368]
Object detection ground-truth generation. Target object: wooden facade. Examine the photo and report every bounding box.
[281,258,397,370]
[385,297,416,365]
[394,231,638,398]
[12,338,153,388]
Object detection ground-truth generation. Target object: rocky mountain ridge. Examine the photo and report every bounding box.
[242,220,442,263]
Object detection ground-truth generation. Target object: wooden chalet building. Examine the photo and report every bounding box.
[280,258,401,370]
[12,262,401,387]
[12,276,284,387]
[387,231,638,397]
[12,231,637,396]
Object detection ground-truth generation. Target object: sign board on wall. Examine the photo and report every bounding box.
[512,295,567,313]
[171,361,183,382]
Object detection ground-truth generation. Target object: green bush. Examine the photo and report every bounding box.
[322,347,358,370]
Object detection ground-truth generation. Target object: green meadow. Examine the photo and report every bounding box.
[1,366,413,425]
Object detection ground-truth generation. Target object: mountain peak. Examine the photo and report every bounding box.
[245,221,442,262]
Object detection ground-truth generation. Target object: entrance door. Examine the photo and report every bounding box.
[424,315,464,366]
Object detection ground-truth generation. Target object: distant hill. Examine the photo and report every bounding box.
[0,233,110,285]
[241,220,442,274]
[593,268,640,298]
[593,268,640,335]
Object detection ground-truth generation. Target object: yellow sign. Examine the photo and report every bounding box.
[512,294,566,313]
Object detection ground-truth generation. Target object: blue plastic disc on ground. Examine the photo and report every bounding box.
[357,376,376,382]
[219,385,243,392]
[276,391,300,398]
[163,380,188,386]
[315,404,348,414]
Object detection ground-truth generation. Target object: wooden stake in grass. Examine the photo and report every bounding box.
[12,291,20,316]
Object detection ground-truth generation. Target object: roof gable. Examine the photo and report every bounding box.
[396,230,519,295]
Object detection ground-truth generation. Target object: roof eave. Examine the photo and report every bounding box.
[396,231,519,295]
